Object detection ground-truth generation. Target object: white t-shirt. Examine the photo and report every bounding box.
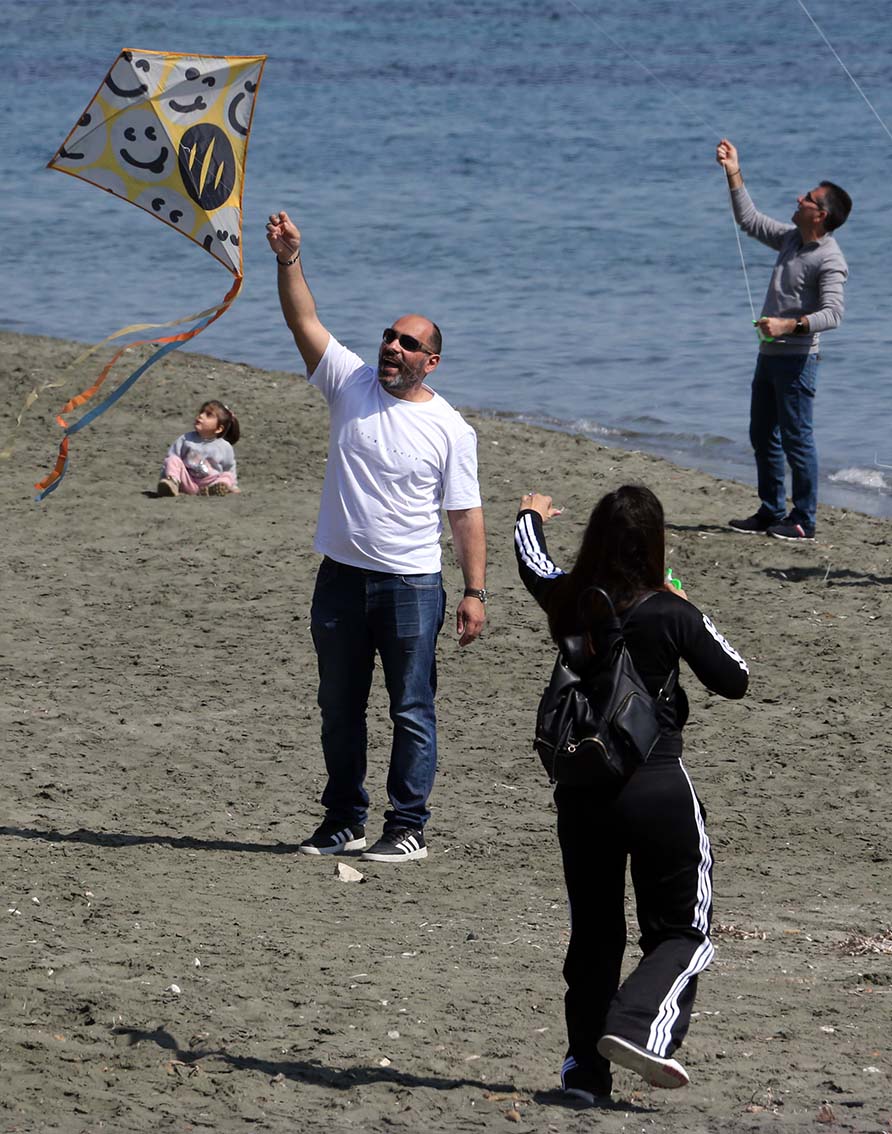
[309,336,481,573]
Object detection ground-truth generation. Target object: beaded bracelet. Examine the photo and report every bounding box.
[276,249,301,267]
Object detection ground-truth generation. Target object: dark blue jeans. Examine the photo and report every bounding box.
[749,353,819,532]
[310,557,446,831]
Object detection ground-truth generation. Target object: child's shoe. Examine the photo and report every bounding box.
[157,477,179,497]
[204,483,232,497]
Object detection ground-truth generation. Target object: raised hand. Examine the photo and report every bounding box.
[715,138,739,174]
[266,210,301,261]
[519,491,563,522]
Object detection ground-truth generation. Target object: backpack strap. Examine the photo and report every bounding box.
[559,633,591,675]
[655,666,678,704]
[581,586,657,626]
[609,588,678,705]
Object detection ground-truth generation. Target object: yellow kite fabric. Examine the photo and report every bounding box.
[34,48,266,500]
[50,48,265,275]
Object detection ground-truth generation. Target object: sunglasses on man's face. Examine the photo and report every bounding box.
[802,192,826,209]
[382,327,435,355]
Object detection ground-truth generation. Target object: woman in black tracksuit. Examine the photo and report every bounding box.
[514,485,749,1103]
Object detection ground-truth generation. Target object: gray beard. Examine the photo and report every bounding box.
[377,361,423,393]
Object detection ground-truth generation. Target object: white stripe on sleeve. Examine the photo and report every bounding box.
[702,613,749,674]
[515,513,563,580]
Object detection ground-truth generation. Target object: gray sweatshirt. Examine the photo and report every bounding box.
[731,184,848,356]
[163,432,237,482]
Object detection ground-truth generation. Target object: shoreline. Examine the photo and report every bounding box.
[6,323,889,520]
[456,408,892,523]
[169,335,892,523]
[2,329,891,1132]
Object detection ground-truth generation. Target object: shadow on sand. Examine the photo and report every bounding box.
[0,824,301,855]
[112,1025,655,1114]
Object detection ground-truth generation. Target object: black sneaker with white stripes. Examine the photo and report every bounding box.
[297,819,366,855]
[560,1055,612,1107]
[360,827,427,862]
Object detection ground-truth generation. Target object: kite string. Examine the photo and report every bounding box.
[564,0,890,324]
[734,3,892,336]
[795,0,892,145]
[726,176,757,323]
[561,0,722,136]
[563,0,759,321]
[736,1,890,325]
[568,0,892,151]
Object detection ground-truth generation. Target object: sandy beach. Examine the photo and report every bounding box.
[1,329,890,1133]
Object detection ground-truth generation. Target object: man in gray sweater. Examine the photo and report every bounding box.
[716,138,851,541]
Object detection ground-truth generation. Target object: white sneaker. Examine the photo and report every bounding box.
[596,1034,689,1089]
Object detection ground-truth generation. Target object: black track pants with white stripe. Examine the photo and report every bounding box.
[555,752,714,1079]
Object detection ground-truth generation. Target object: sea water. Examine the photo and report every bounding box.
[1,0,890,516]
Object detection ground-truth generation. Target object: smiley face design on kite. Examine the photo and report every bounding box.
[163,59,227,121]
[110,106,174,181]
[54,109,108,169]
[225,78,259,138]
[194,205,241,272]
[135,187,198,236]
[102,50,165,110]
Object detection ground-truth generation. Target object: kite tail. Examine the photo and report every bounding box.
[1,298,235,464]
[34,275,242,502]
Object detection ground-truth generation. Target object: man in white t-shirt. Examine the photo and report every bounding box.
[266,209,487,863]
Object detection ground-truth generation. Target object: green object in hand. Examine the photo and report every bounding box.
[666,568,683,591]
[753,320,775,343]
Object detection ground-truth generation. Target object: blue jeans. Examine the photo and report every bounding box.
[749,353,819,532]
[310,557,446,831]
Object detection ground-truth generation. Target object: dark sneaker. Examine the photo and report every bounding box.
[360,827,427,862]
[561,1058,611,1107]
[298,820,366,855]
[560,1086,608,1108]
[767,519,815,541]
[157,477,179,497]
[597,1034,689,1089]
[728,511,775,534]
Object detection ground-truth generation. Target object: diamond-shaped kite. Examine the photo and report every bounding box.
[34,47,266,499]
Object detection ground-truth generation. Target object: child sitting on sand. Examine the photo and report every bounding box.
[157,400,240,497]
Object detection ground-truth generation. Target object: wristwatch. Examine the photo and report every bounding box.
[793,318,807,335]
[464,587,487,604]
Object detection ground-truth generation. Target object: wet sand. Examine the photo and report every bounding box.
[1,330,890,1133]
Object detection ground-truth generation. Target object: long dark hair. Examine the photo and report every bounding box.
[546,484,666,642]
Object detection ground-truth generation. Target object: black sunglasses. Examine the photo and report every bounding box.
[382,327,435,355]
[802,191,826,210]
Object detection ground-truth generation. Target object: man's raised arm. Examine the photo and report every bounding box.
[715,138,788,250]
[266,210,330,376]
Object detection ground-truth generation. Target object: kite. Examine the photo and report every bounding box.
[33,47,266,499]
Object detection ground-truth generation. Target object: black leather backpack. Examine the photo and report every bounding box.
[534,588,676,787]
